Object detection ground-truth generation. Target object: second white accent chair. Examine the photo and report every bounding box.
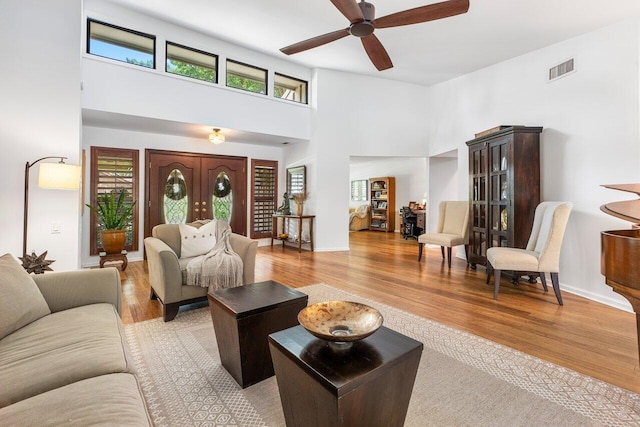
[418,201,470,268]
[486,201,573,305]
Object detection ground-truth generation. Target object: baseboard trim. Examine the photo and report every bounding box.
[560,284,633,313]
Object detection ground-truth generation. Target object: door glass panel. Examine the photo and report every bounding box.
[163,169,188,224]
[212,171,233,222]
[491,145,500,171]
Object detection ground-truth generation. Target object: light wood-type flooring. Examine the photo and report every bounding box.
[119,230,640,394]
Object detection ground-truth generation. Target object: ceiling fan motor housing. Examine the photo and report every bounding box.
[359,1,375,21]
[350,1,375,37]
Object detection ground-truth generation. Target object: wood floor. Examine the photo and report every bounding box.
[120,230,640,394]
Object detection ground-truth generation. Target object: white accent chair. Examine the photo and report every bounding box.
[418,201,470,268]
[486,201,573,304]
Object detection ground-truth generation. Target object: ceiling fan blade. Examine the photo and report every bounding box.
[361,34,393,71]
[330,0,364,23]
[280,28,350,55]
[373,0,469,29]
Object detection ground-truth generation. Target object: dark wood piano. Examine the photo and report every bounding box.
[601,184,640,363]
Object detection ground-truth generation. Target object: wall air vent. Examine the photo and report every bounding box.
[549,58,575,81]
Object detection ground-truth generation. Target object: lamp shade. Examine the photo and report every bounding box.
[38,162,81,190]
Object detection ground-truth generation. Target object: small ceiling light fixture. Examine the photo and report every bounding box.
[209,128,225,145]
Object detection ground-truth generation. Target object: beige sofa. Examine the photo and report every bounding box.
[144,222,258,321]
[0,254,151,425]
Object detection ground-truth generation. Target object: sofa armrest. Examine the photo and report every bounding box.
[32,268,122,315]
[230,234,259,285]
[144,236,182,303]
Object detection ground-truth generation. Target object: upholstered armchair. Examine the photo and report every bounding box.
[418,201,470,268]
[486,202,573,304]
[349,204,370,231]
[144,222,258,321]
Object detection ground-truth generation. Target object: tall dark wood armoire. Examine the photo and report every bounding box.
[466,126,543,269]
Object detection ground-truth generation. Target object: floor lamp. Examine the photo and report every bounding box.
[23,157,81,258]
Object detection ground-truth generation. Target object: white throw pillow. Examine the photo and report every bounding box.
[179,221,217,258]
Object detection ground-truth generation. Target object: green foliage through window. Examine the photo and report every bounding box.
[166,42,217,83]
[226,60,267,94]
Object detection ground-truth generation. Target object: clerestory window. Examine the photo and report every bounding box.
[166,42,217,83]
[87,19,155,69]
[226,59,267,94]
[274,73,308,104]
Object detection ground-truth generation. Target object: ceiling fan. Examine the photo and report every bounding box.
[280,0,470,71]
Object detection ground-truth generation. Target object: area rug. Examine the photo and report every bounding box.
[125,284,640,426]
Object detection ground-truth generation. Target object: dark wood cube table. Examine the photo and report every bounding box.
[268,325,423,427]
[207,280,308,388]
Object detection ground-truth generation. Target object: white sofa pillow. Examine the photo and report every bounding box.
[179,221,217,258]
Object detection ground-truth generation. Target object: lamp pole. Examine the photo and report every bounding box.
[23,156,67,256]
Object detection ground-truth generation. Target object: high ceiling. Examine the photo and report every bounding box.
[107,0,640,86]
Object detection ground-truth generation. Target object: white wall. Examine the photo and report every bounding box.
[428,153,459,233]
[424,18,640,311]
[283,69,429,251]
[0,0,82,270]
[81,126,285,267]
[82,0,312,142]
[349,157,428,232]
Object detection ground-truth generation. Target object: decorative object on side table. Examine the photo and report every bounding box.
[86,189,136,254]
[297,301,383,342]
[291,192,309,216]
[19,250,55,274]
[275,192,291,215]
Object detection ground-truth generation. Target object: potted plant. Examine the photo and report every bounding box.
[86,189,136,254]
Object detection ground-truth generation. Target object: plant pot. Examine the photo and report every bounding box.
[101,229,127,254]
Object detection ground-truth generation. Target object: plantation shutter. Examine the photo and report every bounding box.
[251,159,278,239]
[89,147,139,255]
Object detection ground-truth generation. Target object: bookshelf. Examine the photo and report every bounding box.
[369,177,395,232]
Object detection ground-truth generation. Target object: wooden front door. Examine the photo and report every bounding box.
[146,150,247,237]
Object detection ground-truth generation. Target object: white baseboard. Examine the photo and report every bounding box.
[560,283,633,313]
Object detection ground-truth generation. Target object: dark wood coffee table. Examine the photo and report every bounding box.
[207,280,308,388]
[268,325,423,427]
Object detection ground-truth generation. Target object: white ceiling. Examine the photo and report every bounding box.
[107,0,640,86]
[85,0,640,144]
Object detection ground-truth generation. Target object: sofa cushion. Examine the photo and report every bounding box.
[179,220,217,258]
[0,253,51,340]
[0,373,151,426]
[0,303,133,407]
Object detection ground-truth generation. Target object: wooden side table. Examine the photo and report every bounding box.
[99,252,128,271]
[269,325,423,427]
[207,280,308,388]
[271,214,315,252]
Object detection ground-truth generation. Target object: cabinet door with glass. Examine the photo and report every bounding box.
[468,141,488,265]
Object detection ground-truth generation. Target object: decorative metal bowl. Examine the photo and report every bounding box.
[298,301,383,342]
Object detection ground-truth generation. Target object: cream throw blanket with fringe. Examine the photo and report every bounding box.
[185,220,243,291]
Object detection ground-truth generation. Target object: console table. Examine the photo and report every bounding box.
[271,214,315,252]
[268,325,423,427]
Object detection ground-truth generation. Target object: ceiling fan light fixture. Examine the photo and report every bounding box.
[209,128,225,144]
[349,21,374,37]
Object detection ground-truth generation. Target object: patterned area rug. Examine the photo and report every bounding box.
[125,284,640,426]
